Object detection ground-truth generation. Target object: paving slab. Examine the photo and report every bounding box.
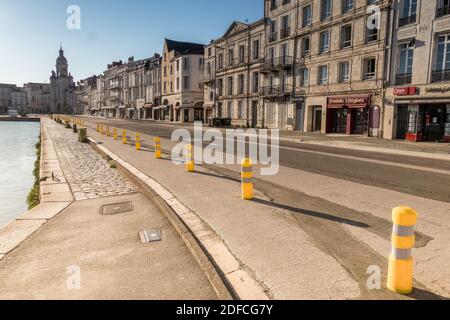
[17,202,71,220]
[0,220,47,254]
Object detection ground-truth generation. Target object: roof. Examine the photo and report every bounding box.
[165,39,204,55]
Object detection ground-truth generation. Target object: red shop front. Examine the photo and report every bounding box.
[326,95,371,135]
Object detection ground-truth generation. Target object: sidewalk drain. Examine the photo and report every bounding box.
[101,202,133,215]
[139,229,162,244]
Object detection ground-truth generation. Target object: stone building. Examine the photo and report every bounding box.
[11,88,27,115]
[23,83,51,114]
[0,84,16,114]
[160,39,205,122]
[103,61,123,118]
[50,46,76,114]
[203,19,266,127]
[142,54,162,119]
[383,0,450,142]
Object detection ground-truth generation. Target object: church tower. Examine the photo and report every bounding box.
[50,45,75,114]
[56,46,68,78]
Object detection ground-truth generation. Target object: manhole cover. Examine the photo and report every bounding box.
[139,229,162,243]
[101,202,133,215]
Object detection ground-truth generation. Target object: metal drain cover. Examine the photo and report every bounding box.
[101,202,133,215]
[139,229,162,243]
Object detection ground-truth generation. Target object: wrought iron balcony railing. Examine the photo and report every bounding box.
[437,6,450,18]
[395,73,412,85]
[261,84,293,97]
[261,56,294,73]
[398,15,416,28]
[431,69,450,83]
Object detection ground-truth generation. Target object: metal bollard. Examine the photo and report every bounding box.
[387,206,418,294]
[185,144,194,172]
[241,159,254,200]
[154,137,162,159]
[135,133,141,150]
[113,128,118,140]
[122,129,127,144]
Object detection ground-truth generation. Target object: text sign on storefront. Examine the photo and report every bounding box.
[327,96,370,108]
[393,87,417,96]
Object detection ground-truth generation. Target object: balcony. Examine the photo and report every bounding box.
[437,6,450,18]
[261,56,294,73]
[431,69,450,83]
[261,84,293,98]
[395,73,412,85]
[200,72,215,83]
[280,27,291,39]
[268,32,278,43]
[398,15,416,28]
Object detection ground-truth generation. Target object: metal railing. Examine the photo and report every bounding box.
[261,56,294,73]
[395,73,412,85]
[261,84,293,97]
[437,6,450,18]
[280,27,291,39]
[398,15,416,27]
[268,32,278,43]
[431,69,450,82]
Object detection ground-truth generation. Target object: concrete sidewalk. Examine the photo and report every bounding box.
[0,118,220,300]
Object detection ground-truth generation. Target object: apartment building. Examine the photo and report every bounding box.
[160,39,205,123]
[23,83,51,114]
[263,0,304,130]
[11,88,27,114]
[384,0,450,142]
[143,54,162,119]
[203,19,266,127]
[0,84,16,114]
[102,61,123,118]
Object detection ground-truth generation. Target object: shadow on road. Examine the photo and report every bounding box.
[251,198,369,228]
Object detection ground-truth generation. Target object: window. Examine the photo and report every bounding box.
[366,24,379,43]
[433,34,450,82]
[164,81,167,93]
[269,20,277,42]
[342,0,353,13]
[208,48,212,57]
[253,40,260,60]
[281,15,290,38]
[228,49,234,66]
[183,58,190,70]
[302,5,312,27]
[320,31,330,53]
[238,74,245,94]
[437,0,450,18]
[218,53,224,69]
[301,37,310,57]
[164,66,167,77]
[341,25,352,48]
[300,68,309,86]
[199,58,204,70]
[363,58,376,80]
[321,0,332,21]
[252,72,259,93]
[367,0,380,4]
[183,76,190,89]
[397,42,414,84]
[339,61,350,82]
[239,45,245,64]
[399,0,417,27]
[318,65,329,84]
[227,76,233,96]
[177,77,180,90]
[227,101,233,118]
[176,60,180,71]
[238,101,244,119]
[270,0,277,11]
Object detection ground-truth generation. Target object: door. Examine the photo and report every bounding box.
[423,105,445,141]
[396,105,409,139]
[251,101,258,128]
[295,103,304,131]
[313,107,322,131]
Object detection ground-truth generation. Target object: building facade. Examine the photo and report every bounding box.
[384,0,450,142]
[11,88,27,115]
[160,39,205,122]
[23,83,51,114]
[0,84,16,114]
[50,46,76,114]
[203,19,266,127]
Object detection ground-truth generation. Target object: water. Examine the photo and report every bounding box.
[0,121,40,228]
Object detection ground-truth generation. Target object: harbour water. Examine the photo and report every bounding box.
[0,121,40,228]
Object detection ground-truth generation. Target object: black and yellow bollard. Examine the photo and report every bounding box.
[122,129,127,144]
[241,159,254,200]
[113,128,118,140]
[154,137,162,159]
[387,206,418,294]
[135,133,141,151]
[185,144,194,172]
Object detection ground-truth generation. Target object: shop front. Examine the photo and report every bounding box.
[326,95,371,135]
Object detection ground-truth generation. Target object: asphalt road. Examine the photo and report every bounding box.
[84,117,450,203]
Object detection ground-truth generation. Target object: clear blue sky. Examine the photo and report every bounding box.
[0,0,263,85]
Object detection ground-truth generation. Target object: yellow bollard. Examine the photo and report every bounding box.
[122,129,127,144]
[154,137,162,159]
[106,126,111,137]
[241,159,254,200]
[185,144,194,172]
[96,123,100,132]
[135,133,141,150]
[113,128,118,140]
[387,206,418,294]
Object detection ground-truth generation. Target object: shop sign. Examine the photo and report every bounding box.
[425,86,450,93]
[327,96,370,108]
[393,87,417,96]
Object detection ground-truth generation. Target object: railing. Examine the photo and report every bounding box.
[261,84,293,97]
[398,14,416,28]
[437,6,450,18]
[200,72,215,83]
[431,69,450,82]
[395,73,412,85]
[261,56,294,72]
[280,27,291,39]
[268,32,278,43]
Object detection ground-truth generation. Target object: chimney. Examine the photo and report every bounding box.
[128,56,134,62]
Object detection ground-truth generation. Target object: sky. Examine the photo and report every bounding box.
[0,0,263,85]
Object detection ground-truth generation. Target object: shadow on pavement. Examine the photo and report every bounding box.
[251,198,369,228]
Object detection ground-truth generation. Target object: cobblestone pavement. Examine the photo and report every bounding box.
[46,119,137,201]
